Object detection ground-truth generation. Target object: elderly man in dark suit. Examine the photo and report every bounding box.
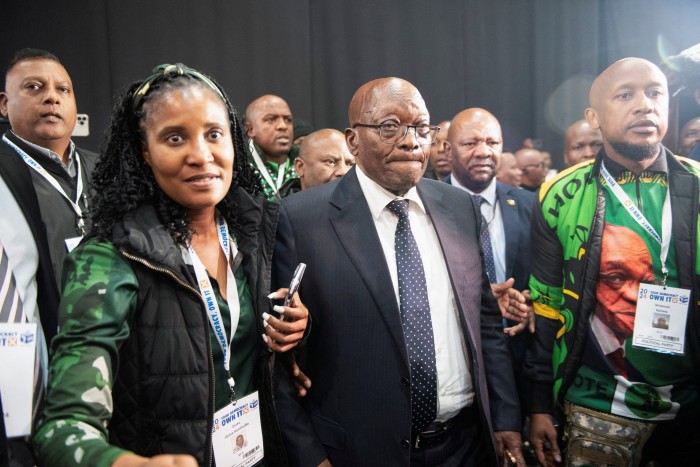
[272,77,525,467]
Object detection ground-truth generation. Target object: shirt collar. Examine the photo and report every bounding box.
[11,130,76,171]
[450,174,497,205]
[602,148,668,179]
[355,165,425,220]
[591,313,626,355]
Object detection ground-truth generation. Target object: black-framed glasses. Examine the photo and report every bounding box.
[352,123,440,146]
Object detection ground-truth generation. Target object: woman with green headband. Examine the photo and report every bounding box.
[33,64,304,467]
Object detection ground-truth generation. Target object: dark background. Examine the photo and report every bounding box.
[2,0,699,168]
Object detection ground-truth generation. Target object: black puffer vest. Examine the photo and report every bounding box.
[107,188,286,466]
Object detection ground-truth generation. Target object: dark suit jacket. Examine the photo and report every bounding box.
[0,139,60,343]
[0,134,97,342]
[495,181,534,292]
[442,175,534,292]
[273,168,521,467]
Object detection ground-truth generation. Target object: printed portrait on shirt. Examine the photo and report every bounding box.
[595,223,655,341]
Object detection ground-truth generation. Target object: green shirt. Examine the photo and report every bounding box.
[565,165,699,421]
[249,143,299,201]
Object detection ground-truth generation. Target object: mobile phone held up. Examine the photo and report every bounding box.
[283,263,306,307]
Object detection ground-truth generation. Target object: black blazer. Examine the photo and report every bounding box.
[272,168,520,467]
[0,140,60,342]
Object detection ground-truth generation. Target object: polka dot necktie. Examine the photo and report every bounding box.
[473,194,496,283]
[386,199,437,435]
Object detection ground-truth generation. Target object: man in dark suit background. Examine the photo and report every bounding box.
[442,108,536,424]
[272,78,525,467]
[443,108,534,295]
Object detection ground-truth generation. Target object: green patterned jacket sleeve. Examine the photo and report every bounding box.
[33,238,138,467]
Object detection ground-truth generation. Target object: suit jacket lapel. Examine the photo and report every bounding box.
[418,181,481,350]
[329,170,409,366]
[497,183,519,279]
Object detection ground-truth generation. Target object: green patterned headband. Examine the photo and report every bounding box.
[131,63,224,113]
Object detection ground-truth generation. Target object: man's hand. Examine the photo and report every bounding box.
[491,278,529,322]
[504,305,536,336]
[530,413,562,467]
[317,459,332,467]
[494,431,526,467]
[290,352,312,397]
[263,289,309,352]
[113,453,198,466]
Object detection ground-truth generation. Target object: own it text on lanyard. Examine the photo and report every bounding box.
[188,216,242,401]
[3,134,87,236]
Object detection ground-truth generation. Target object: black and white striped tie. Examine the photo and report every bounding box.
[0,241,24,323]
[0,239,44,422]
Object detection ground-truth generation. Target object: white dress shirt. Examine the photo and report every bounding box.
[450,176,506,283]
[356,166,473,421]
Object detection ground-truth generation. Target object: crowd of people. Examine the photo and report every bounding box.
[0,44,699,467]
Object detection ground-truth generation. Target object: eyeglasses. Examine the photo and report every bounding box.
[352,123,440,146]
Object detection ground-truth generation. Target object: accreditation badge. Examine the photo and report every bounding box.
[0,323,37,437]
[632,283,690,355]
[212,391,264,467]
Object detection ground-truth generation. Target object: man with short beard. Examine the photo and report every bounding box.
[526,58,700,467]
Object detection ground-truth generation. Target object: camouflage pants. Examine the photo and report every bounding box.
[563,402,656,467]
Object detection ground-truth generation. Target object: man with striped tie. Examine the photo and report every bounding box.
[0,48,96,466]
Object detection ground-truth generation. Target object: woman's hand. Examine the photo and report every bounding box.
[262,289,309,352]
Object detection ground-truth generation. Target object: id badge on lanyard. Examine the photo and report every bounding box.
[188,217,265,466]
[211,391,265,467]
[600,163,690,355]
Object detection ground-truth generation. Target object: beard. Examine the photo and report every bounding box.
[609,141,661,162]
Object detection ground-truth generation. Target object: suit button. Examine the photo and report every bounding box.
[401,377,410,388]
[402,439,410,449]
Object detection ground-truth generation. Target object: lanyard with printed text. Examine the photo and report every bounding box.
[3,135,86,235]
[188,216,241,399]
[600,162,672,285]
[249,140,287,196]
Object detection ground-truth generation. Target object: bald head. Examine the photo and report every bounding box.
[564,119,603,166]
[588,58,667,109]
[245,94,293,161]
[496,152,521,187]
[348,77,427,126]
[515,148,546,189]
[585,58,668,170]
[345,77,431,195]
[295,129,355,190]
[448,108,501,141]
[446,108,503,192]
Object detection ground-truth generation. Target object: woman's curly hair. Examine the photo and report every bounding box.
[89,65,263,244]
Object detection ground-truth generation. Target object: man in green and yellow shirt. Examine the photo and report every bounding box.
[526,58,700,467]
